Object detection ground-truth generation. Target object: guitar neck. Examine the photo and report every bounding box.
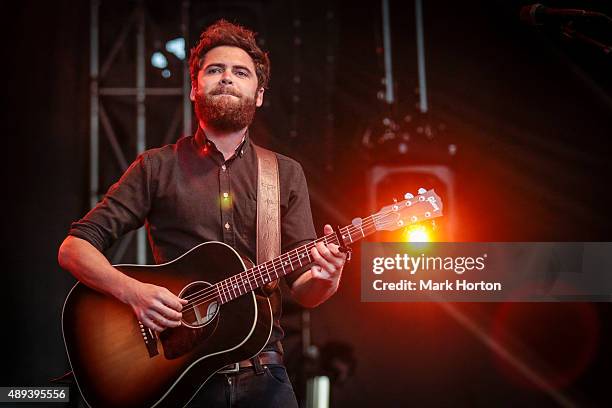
[215,216,377,304]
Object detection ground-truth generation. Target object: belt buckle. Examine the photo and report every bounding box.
[217,362,240,374]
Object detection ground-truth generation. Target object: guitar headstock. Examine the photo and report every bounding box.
[373,189,444,232]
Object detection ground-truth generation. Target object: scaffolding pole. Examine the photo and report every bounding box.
[381,0,394,104]
[136,2,147,264]
[182,0,192,136]
[89,0,100,210]
[89,0,190,264]
[415,0,428,112]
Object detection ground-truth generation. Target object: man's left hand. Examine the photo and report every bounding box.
[309,224,347,287]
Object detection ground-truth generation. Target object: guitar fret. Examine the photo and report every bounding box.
[227,279,233,300]
[272,259,280,279]
[263,263,270,284]
[296,248,302,267]
[329,235,338,246]
[235,275,241,297]
[293,251,300,269]
[271,262,276,279]
[222,280,229,302]
[344,228,353,243]
[231,275,238,298]
[220,280,228,302]
[280,255,287,275]
[247,273,253,291]
[219,283,226,303]
[241,273,247,293]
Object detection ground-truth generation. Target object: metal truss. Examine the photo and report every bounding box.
[89,0,191,264]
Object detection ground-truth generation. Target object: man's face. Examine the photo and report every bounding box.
[190,46,264,132]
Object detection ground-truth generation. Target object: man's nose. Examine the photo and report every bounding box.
[220,72,233,85]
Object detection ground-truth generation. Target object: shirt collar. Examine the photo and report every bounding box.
[195,126,250,159]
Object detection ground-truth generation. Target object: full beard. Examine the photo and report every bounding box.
[195,86,257,133]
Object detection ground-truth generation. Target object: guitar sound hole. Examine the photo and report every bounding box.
[180,281,220,328]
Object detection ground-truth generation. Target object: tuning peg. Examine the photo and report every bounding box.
[404,192,414,199]
[417,187,427,194]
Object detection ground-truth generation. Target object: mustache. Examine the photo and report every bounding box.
[210,86,242,97]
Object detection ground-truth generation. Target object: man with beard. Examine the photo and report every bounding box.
[58,20,346,407]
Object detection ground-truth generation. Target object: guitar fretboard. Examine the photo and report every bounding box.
[214,215,378,304]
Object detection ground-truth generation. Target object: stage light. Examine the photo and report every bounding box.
[151,52,168,69]
[405,224,431,242]
[166,37,185,60]
[161,69,171,78]
[366,165,455,241]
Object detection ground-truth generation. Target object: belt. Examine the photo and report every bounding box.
[216,351,283,374]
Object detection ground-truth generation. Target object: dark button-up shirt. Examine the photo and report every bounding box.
[69,128,317,352]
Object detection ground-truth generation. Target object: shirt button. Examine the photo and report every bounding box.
[221,164,226,171]
[223,192,229,198]
[224,222,230,230]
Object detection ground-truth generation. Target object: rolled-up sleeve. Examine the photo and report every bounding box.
[68,153,153,252]
[281,162,317,288]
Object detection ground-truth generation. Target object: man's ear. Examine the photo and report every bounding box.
[189,84,196,102]
[255,87,265,107]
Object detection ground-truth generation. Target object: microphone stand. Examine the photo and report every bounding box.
[560,22,612,56]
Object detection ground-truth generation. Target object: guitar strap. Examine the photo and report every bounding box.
[253,144,281,296]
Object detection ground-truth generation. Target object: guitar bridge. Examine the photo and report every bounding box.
[138,320,159,358]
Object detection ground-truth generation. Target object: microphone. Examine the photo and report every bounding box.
[520,3,607,26]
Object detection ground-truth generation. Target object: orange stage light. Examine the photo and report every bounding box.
[404,224,432,242]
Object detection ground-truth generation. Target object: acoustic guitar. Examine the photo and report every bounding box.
[62,189,443,407]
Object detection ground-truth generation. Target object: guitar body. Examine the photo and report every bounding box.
[62,241,273,408]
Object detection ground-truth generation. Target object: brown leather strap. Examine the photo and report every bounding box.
[253,144,281,294]
[217,351,284,374]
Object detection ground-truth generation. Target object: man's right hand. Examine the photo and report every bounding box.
[120,280,189,332]
[58,236,189,332]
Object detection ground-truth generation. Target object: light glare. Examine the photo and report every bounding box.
[166,38,186,60]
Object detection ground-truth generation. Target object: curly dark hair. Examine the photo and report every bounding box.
[189,19,270,90]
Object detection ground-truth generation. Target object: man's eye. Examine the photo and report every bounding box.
[236,71,248,77]
[208,67,222,74]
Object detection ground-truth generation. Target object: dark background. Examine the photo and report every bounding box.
[4,0,612,406]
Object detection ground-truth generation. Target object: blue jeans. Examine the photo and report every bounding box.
[187,365,299,408]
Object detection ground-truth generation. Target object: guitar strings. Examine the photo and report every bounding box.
[182,203,423,313]
[182,225,351,309]
[183,216,379,306]
[181,206,417,313]
[180,211,394,313]
[180,221,374,314]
